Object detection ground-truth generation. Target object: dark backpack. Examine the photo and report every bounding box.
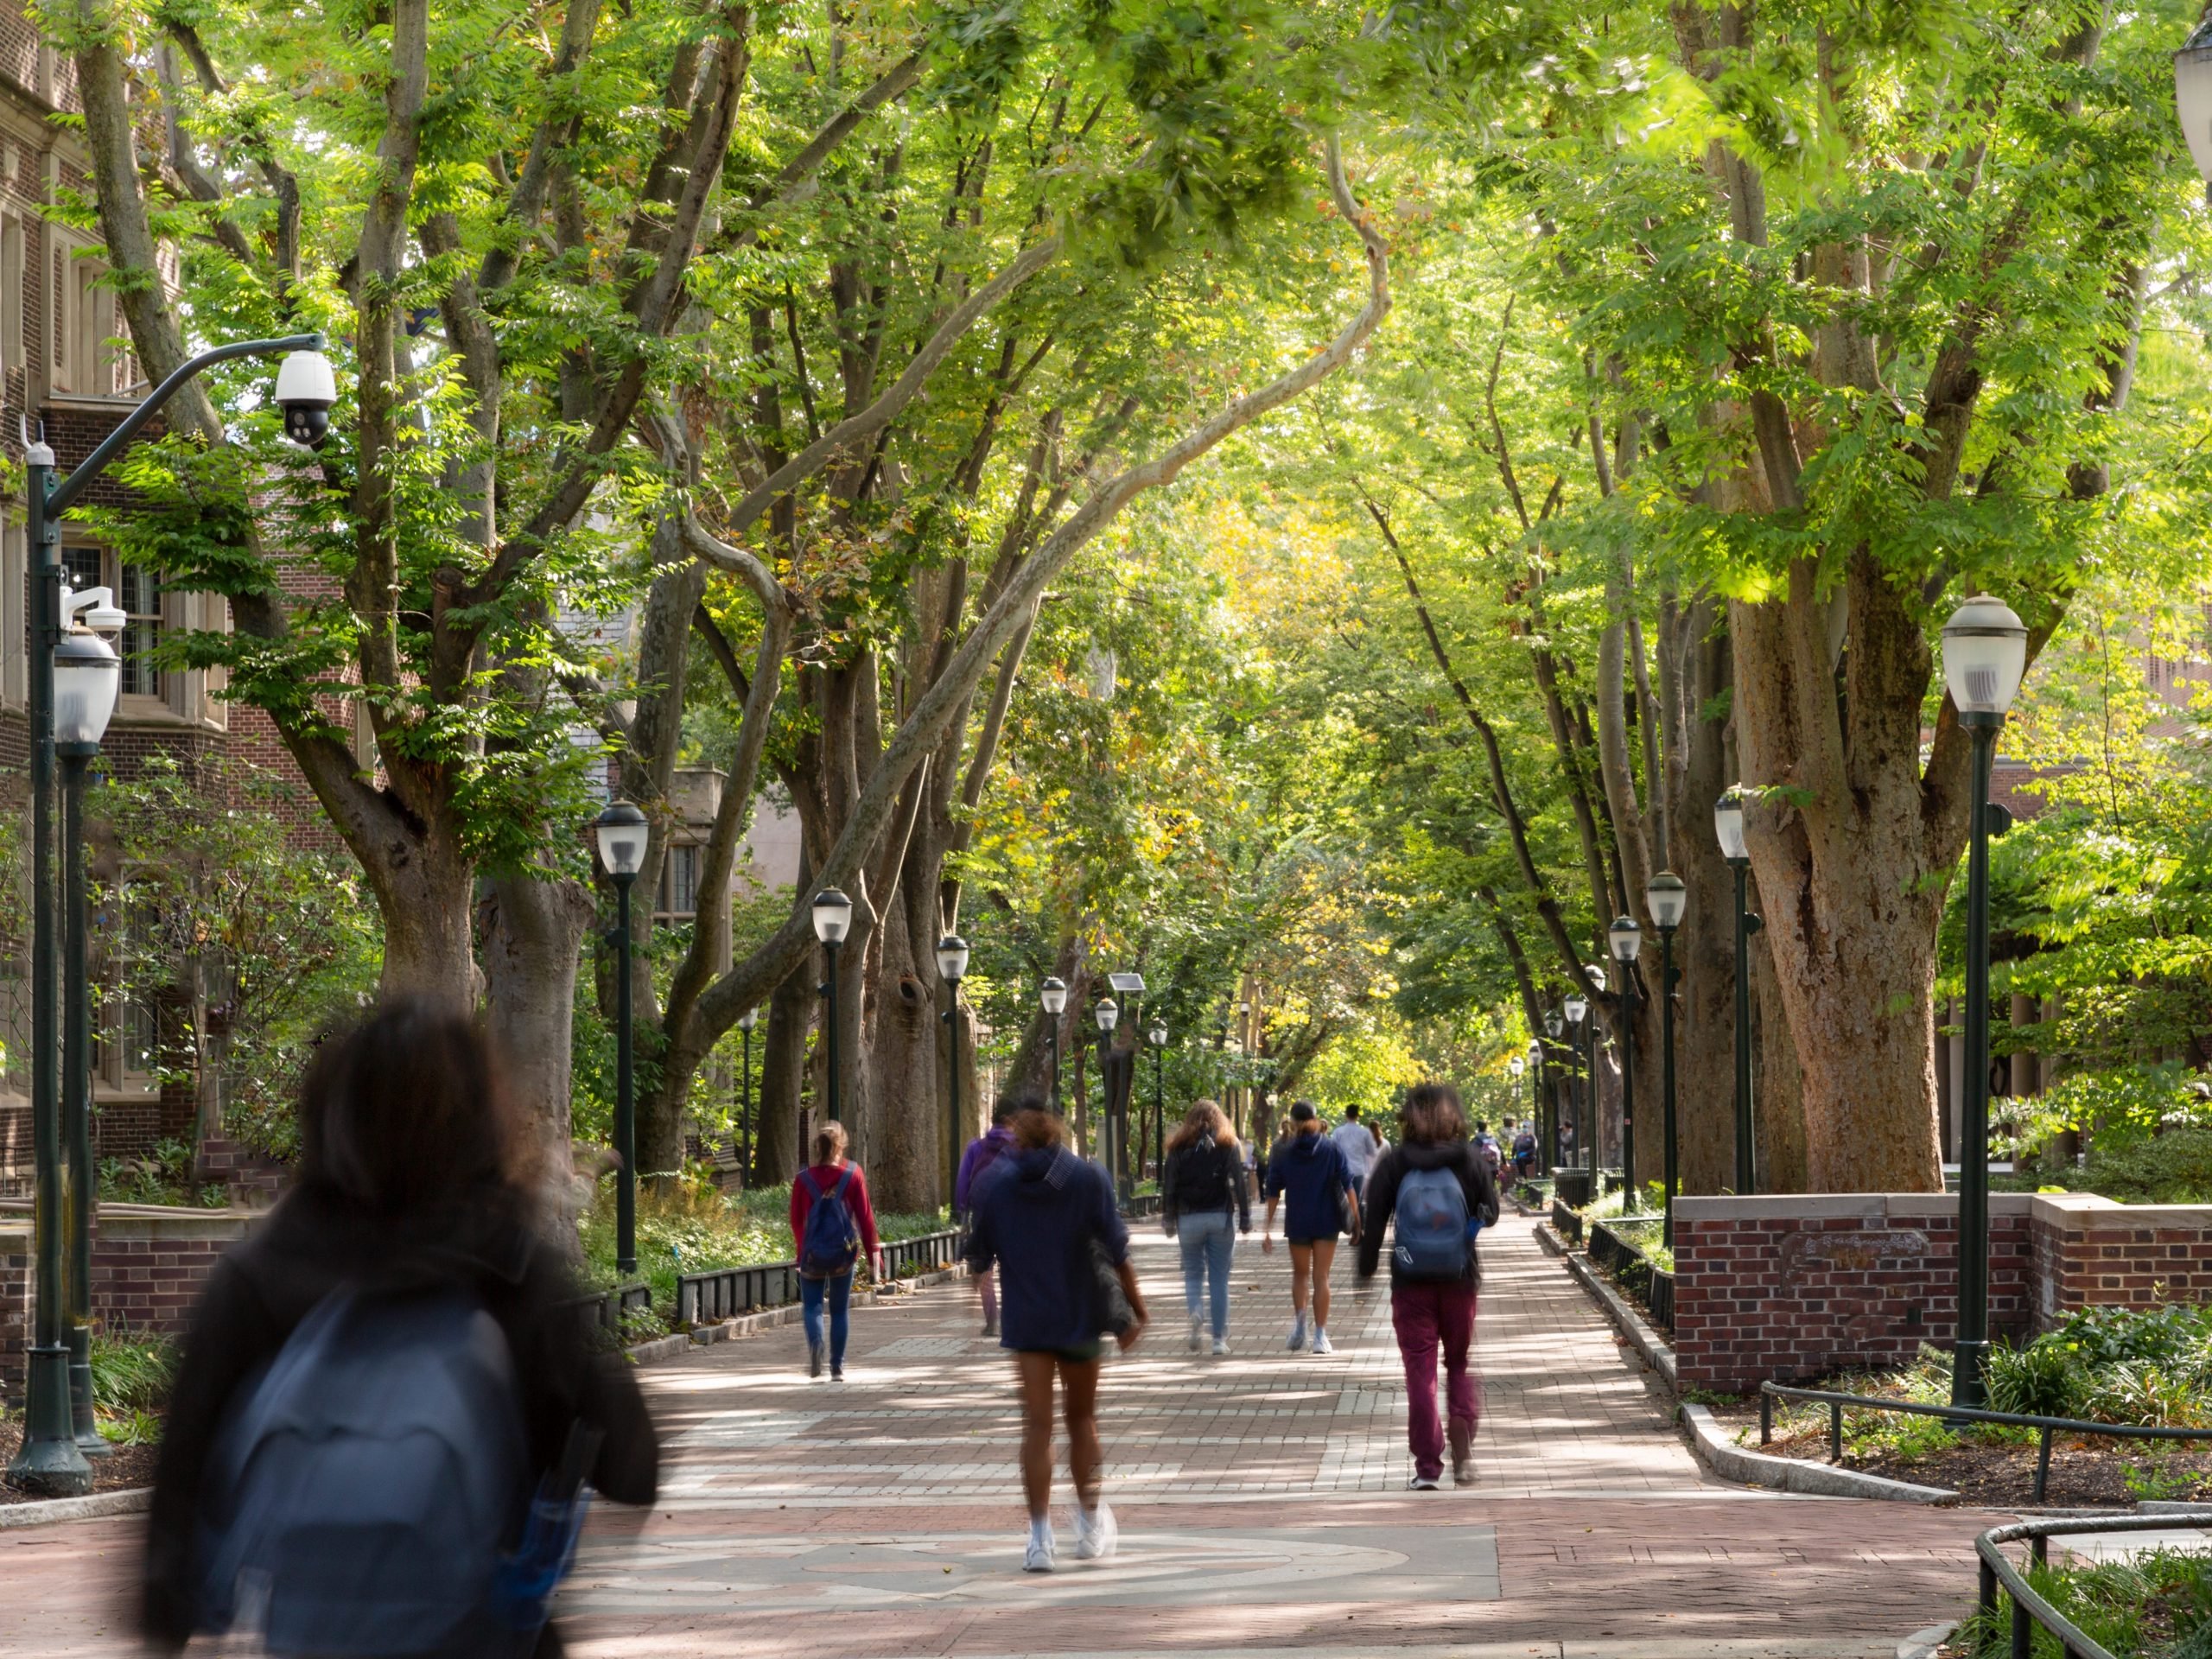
[1393,1164,1472,1279]
[196,1287,546,1657]
[799,1166,862,1279]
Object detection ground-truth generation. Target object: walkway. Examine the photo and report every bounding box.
[0,1209,1999,1656]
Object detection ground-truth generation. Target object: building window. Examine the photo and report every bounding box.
[119,563,162,697]
[2,216,22,383]
[661,844,699,918]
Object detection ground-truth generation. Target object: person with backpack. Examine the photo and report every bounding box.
[141,997,658,1658]
[1160,1098,1249,1355]
[1355,1082,1501,1491]
[790,1122,882,1380]
[1511,1121,1539,1182]
[956,1100,1020,1337]
[1472,1119,1503,1184]
[964,1097,1147,1572]
[1260,1100,1358,1355]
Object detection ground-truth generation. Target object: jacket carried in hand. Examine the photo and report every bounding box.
[1162,1136,1250,1231]
[1355,1140,1503,1287]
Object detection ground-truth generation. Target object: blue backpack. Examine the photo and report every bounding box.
[196,1287,575,1657]
[799,1166,862,1279]
[1394,1164,1472,1279]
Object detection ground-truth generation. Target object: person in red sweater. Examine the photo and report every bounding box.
[789,1122,881,1379]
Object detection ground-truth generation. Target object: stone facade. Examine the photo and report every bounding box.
[1671,1191,2212,1393]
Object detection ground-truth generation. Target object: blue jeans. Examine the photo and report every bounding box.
[802,1270,853,1367]
[1177,1208,1236,1338]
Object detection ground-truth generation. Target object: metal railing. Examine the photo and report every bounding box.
[675,1260,803,1326]
[1123,1193,1162,1218]
[1550,1196,1584,1247]
[880,1228,963,1281]
[1759,1382,2212,1504]
[1588,1217,1673,1330]
[558,1281,652,1345]
[1975,1510,2212,1659]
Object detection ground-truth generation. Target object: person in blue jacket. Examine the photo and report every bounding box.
[1261,1100,1358,1355]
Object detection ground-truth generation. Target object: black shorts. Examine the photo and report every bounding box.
[1018,1342,1103,1364]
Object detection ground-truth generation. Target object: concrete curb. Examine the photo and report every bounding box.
[0,1485,152,1529]
[626,1263,969,1364]
[1681,1404,1958,1504]
[1897,1623,1956,1659]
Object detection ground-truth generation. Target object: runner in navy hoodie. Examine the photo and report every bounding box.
[1261,1101,1358,1354]
[955,1101,1019,1336]
[965,1100,1148,1573]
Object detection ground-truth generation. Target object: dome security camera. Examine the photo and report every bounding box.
[274,348,338,449]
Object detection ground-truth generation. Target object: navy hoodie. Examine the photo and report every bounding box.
[1262,1129,1355,1241]
[964,1146,1129,1351]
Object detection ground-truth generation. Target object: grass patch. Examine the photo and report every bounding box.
[1956,1547,2212,1657]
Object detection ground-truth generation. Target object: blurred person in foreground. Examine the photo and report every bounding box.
[143,997,658,1658]
[964,1100,1147,1573]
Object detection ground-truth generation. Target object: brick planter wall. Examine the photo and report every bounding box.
[1672,1192,2212,1394]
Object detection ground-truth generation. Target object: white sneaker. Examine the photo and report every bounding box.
[1188,1317,1204,1353]
[1287,1318,1308,1351]
[1072,1502,1117,1561]
[1408,1473,1440,1491]
[1024,1526,1056,1573]
[1311,1329,1335,1355]
[1211,1337,1230,1356]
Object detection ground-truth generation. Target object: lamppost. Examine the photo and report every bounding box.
[1148,1024,1167,1182]
[1508,1054,1526,1179]
[595,801,648,1278]
[1942,594,2028,1409]
[736,1006,758,1180]
[1646,872,1688,1246]
[1040,976,1068,1112]
[937,934,969,1209]
[6,331,334,1498]
[812,889,854,1123]
[1562,993,1587,1177]
[1609,919,1642,1210]
[1545,1011,1564,1166]
[1585,963,1608,1179]
[1095,996,1121,1189]
[58,617,119,1458]
[1714,785,1762,1194]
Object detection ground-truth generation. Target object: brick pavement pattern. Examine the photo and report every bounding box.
[0,1205,2002,1656]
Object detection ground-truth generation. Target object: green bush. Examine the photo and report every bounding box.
[1986,1339,2086,1419]
[90,1333,176,1415]
[2075,1127,2212,1205]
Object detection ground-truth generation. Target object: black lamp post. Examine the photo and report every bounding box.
[1714,785,1763,1194]
[1040,976,1068,1113]
[1646,873,1687,1245]
[1094,996,1120,1189]
[595,801,649,1277]
[1544,1011,1564,1166]
[1148,1024,1167,1182]
[812,889,854,1124]
[1561,994,1587,1173]
[736,1006,758,1180]
[5,332,332,1498]
[1942,594,2028,1409]
[937,934,969,1209]
[1584,963,1608,1178]
[1609,920,1642,1210]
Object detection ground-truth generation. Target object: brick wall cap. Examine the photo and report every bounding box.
[2044,1198,2212,1231]
[1674,1194,1889,1222]
[90,1213,257,1243]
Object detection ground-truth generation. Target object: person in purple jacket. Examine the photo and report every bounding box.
[956,1100,1019,1337]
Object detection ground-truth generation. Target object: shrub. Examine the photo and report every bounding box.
[1986,1340,2086,1420]
[90,1333,176,1416]
[2082,1360,2209,1429]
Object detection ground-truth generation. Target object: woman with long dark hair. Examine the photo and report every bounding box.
[1161,1099,1248,1355]
[1355,1082,1499,1490]
[143,997,658,1656]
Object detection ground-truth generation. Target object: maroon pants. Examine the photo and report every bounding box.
[1390,1279,1480,1480]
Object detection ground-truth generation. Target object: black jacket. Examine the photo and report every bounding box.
[1354,1141,1501,1287]
[1162,1137,1251,1231]
[142,1182,659,1652]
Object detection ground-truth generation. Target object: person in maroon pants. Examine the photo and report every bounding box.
[1354,1083,1499,1489]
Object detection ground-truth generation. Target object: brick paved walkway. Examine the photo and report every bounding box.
[0,1208,2001,1656]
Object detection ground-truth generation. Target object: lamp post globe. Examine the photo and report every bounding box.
[1941,594,2029,1408]
[2179,18,2212,181]
[810,888,854,944]
[935,934,970,984]
[594,799,648,879]
[53,631,119,748]
[1510,1055,1525,1077]
[594,800,648,1278]
[1646,872,1687,1245]
[1095,997,1119,1033]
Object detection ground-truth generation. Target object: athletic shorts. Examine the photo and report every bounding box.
[1286,1233,1339,1248]
[1019,1342,1103,1364]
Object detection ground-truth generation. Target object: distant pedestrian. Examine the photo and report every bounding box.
[965,1100,1148,1573]
[1511,1122,1539,1181]
[1472,1119,1503,1183]
[1356,1082,1500,1491]
[143,997,658,1657]
[1261,1100,1357,1355]
[1162,1098,1250,1355]
[790,1122,882,1382]
[957,1100,1020,1337]
[1330,1104,1380,1192]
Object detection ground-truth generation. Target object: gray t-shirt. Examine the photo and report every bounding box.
[1330,1119,1378,1182]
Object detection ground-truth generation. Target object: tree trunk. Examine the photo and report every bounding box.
[864,849,944,1211]
[1752,924,1809,1192]
[482,872,594,1225]
[1666,599,1741,1195]
[374,834,480,1004]
[753,963,810,1186]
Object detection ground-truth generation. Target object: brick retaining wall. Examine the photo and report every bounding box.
[1672,1192,2212,1393]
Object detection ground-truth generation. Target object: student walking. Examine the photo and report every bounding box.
[143,997,658,1658]
[790,1122,882,1381]
[1329,1103,1381,1192]
[956,1101,1020,1337]
[1261,1100,1357,1354]
[1161,1099,1250,1355]
[1356,1082,1500,1491]
[965,1100,1148,1573]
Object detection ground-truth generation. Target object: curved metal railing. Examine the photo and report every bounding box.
[1759,1381,2212,1503]
[1973,1510,2212,1658]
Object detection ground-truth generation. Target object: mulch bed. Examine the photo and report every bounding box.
[1700,1400,2212,1508]
[0,1420,159,1503]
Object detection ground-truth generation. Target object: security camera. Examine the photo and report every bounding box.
[273,348,338,449]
